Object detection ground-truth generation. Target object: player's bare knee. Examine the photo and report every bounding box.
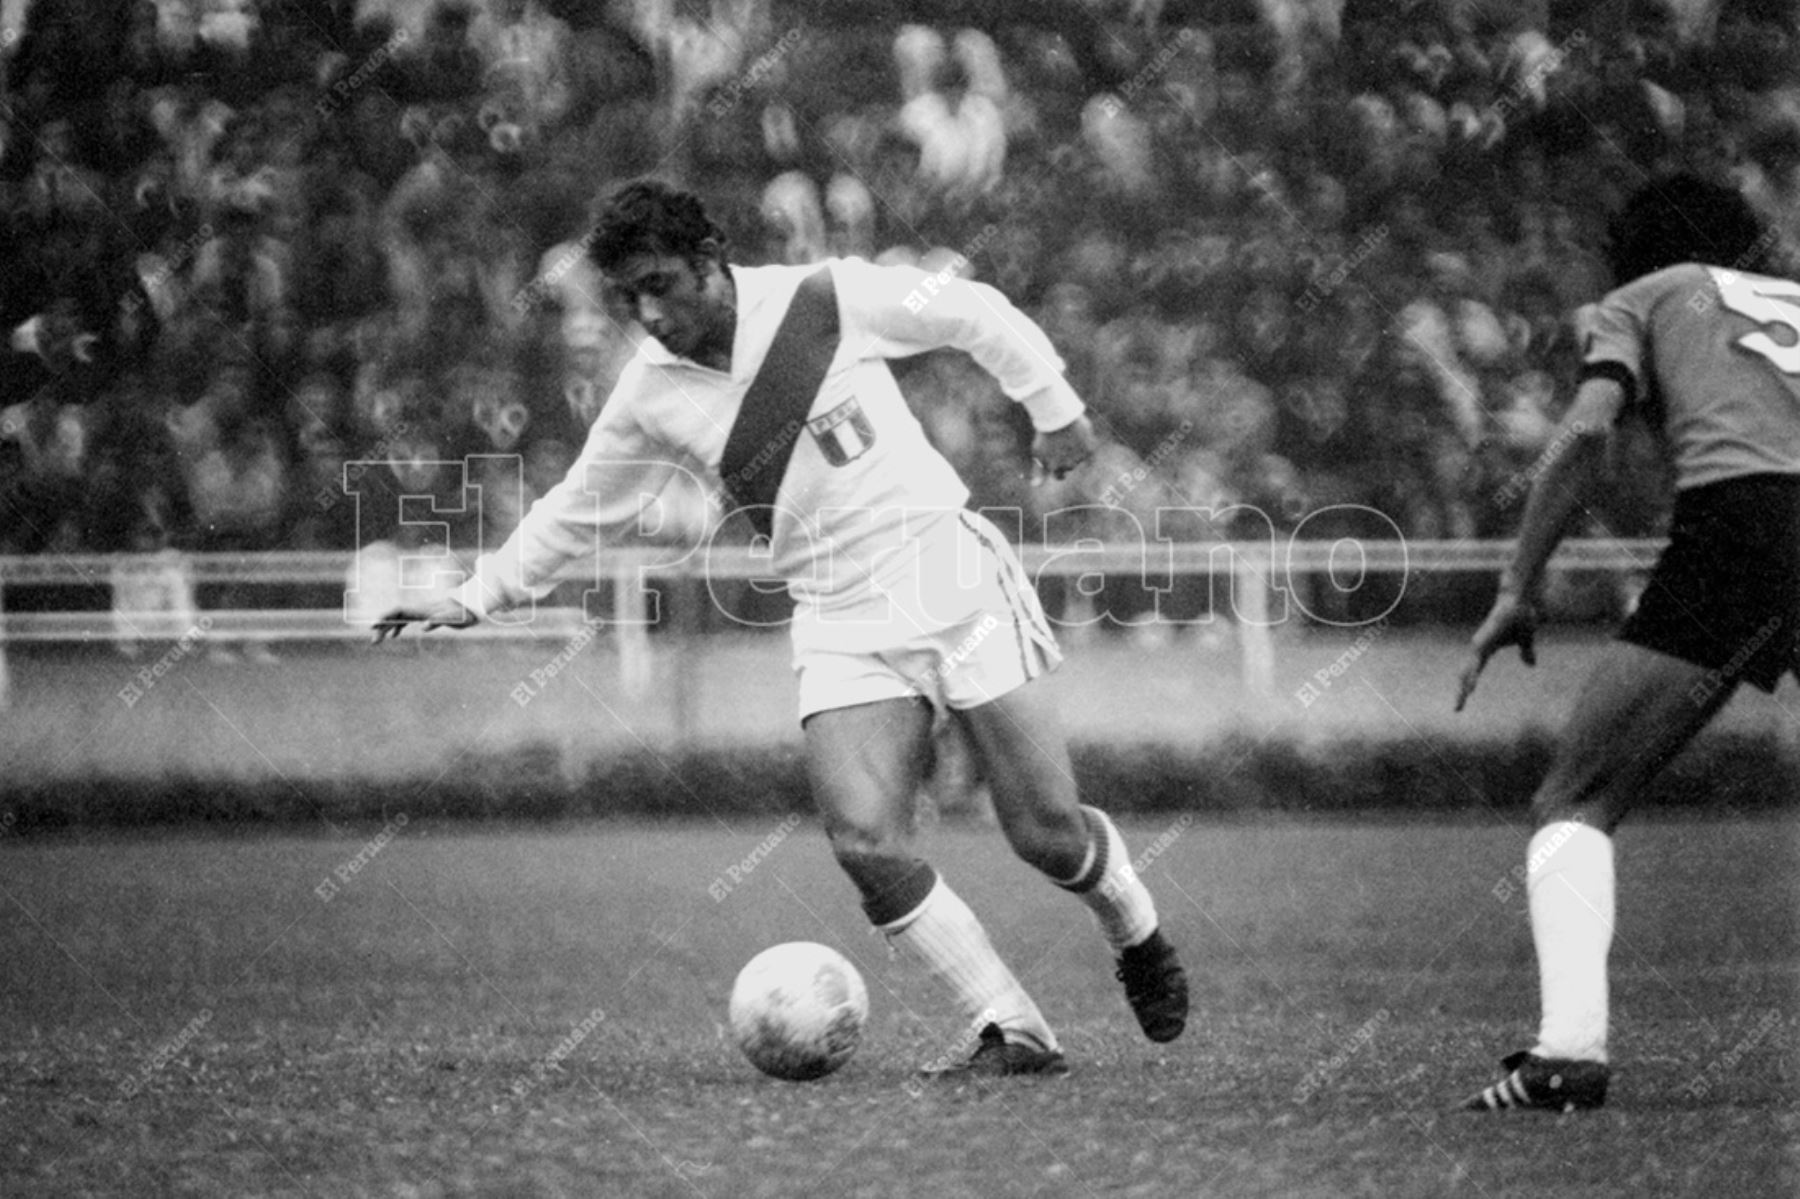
[827,829,909,878]
[995,804,1087,875]
[829,842,938,926]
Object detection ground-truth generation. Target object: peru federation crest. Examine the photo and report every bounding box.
[807,397,876,466]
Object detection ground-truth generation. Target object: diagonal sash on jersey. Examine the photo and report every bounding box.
[718,267,839,539]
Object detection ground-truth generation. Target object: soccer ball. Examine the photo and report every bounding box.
[728,942,868,1081]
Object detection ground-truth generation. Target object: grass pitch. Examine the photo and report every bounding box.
[3,816,1794,1198]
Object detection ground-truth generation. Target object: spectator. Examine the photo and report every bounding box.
[0,388,88,552]
[823,173,876,260]
[184,401,288,663]
[287,371,351,550]
[759,170,827,264]
[110,483,200,659]
[0,0,1785,577]
[1393,252,1504,450]
[893,25,1009,203]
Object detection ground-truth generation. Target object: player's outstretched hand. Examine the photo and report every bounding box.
[371,597,478,644]
[1455,591,1537,712]
[1032,415,1099,482]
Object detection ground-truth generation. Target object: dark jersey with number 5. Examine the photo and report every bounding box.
[1581,263,1800,490]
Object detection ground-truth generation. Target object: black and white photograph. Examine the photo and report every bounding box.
[2,0,1796,1195]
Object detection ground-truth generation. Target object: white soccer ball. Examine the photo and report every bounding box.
[729,941,868,1081]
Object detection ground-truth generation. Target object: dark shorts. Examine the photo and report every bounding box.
[1619,474,1800,692]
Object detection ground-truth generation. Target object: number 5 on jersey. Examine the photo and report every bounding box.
[1711,268,1800,375]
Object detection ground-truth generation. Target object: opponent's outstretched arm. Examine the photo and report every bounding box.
[1456,376,1625,710]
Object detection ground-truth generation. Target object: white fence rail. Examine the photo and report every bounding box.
[0,540,1663,707]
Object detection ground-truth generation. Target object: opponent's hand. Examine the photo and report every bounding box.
[1031,415,1099,482]
[371,597,478,644]
[1455,591,1537,711]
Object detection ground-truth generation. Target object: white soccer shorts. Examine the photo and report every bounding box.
[793,513,1062,722]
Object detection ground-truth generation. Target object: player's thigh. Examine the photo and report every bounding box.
[955,680,1081,818]
[802,698,934,846]
[1536,641,1737,828]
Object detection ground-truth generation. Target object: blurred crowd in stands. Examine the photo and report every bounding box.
[1,0,1797,584]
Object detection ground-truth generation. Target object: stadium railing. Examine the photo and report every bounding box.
[0,540,1662,708]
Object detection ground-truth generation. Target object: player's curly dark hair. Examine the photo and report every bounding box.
[590,178,728,272]
[1604,173,1772,285]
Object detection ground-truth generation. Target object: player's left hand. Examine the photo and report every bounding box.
[371,598,478,644]
[1455,591,1538,711]
[1032,415,1099,482]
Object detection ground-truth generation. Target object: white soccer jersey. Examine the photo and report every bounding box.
[457,257,1084,654]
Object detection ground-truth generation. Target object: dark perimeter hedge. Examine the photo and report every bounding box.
[4,729,1794,834]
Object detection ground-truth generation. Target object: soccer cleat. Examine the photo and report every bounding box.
[923,1023,1069,1079]
[1461,1051,1610,1113]
[1116,928,1189,1043]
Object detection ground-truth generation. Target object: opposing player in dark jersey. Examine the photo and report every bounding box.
[1455,175,1799,1112]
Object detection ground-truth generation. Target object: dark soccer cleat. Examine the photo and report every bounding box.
[1461,1051,1610,1113]
[922,1023,1070,1079]
[1116,928,1189,1043]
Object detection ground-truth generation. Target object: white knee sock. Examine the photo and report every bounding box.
[1528,821,1614,1064]
[882,877,1058,1051]
[1057,806,1160,950]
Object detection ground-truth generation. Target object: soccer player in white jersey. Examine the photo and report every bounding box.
[374,178,1188,1075]
[1456,175,1800,1112]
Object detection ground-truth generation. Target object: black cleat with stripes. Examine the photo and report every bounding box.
[1462,1051,1610,1113]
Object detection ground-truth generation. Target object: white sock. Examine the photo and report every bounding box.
[1059,806,1160,950]
[1527,821,1614,1064]
[882,877,1058,1051]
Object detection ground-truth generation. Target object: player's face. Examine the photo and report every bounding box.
[607,253,734,368]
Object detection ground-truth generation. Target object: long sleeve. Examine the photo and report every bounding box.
[457,384,686,619]
[831,257,1085,431]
